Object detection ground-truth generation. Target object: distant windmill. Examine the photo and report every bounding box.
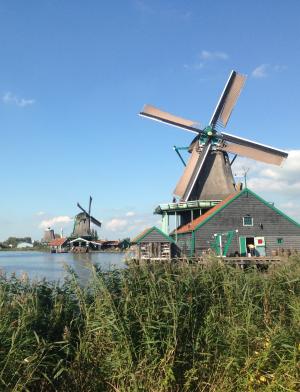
[72,196,101,238]
[140,70,288,201]
[43,227,55,243]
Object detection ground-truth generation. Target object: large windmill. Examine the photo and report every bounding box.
[72,196,101,238]
[140,70,288,202]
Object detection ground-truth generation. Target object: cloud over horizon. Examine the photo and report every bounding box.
[39,216,73,229]
[232,150,300,220]
[105,218,128,232]
[103,210,159,238]
[125,211,136,217]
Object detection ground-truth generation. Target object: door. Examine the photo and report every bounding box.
[255,237,266,256]
[216,234,222,256]
[212,234,222,256]
[239,236,247,256]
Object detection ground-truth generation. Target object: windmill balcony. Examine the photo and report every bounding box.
[155,199,221,215]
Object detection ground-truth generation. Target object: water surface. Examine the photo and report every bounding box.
[0,251,126,283]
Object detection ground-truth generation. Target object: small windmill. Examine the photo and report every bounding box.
[72,196,101,238]
[140,70,288,201]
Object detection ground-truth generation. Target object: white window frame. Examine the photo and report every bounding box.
[243,216,253,226]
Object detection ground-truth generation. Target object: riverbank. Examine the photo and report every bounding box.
[1,258,300,391]
[0,247,126,253]
[0,246,48,252]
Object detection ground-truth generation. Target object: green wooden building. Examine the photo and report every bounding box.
[132,188,300,259]
[131,227,180,260]
[174,188,300,257]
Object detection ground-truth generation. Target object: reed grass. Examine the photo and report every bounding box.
[0,259,300,391]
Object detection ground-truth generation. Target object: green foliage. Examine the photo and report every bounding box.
[120,237,131,249]
[1,260,300,391]
[90,229,98,240]
[3,237,32,247]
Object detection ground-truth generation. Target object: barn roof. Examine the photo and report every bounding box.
[175,188,300,235]
[175,192,239,234]
[131,227,151,243]
[131,226,175,244]
[49,238,68,246]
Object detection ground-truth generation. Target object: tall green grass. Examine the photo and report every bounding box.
[0,260,300,391]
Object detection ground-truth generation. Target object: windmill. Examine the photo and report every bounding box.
[140,70,288,202]
[72,196,101,238]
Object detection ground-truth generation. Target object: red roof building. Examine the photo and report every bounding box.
[174,188,300,257]
[175,192,238,234]
[49,238,68,247]
[49,238,68,253]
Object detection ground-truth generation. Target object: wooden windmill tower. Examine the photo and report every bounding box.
[140,71,288,231]
[72,196,101,239]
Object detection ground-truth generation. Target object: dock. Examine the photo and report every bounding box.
[126,256,287,269]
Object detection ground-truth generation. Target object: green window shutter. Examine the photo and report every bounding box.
[239,237,247,256]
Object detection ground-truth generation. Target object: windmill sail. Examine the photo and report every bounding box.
[90,216,101,227]
[221,132,288,165]
[140,105,200,134]
[174,143,211,200]
[210,71,246,128]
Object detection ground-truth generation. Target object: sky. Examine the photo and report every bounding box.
[1,0,300,241]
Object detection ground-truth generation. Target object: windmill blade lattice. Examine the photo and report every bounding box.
[221,132,288,165]
[140,105,201,134]
[210,71,246,129]
[174,143,211,200]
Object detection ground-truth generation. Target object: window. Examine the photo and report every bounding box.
[243,216,253,226]
[277,238,284,244]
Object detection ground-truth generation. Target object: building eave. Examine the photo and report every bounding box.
[132,226,176,244]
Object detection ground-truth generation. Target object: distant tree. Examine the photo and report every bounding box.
[119,238,130,250]
[90,229,98,240]
[4,237,32,247]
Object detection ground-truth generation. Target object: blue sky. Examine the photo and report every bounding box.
[1,0,300,240]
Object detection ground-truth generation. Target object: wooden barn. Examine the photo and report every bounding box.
[131,227,180,260]
[174,188,300,257]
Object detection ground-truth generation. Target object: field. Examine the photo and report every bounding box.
[0,258,300,391]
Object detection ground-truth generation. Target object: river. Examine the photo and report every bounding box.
[0,251,126,284]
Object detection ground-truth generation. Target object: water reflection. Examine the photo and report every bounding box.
[0,251,126,283]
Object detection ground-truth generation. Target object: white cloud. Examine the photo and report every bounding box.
[184,49,228,71]
[125,211,136,217]
[184,62,204,71]
[199,50,228,61]
[252,64,287,79]
[101,210,160,239]
[232,150,300,221]
[36,211,46,216]
[252,64,268,78]
[39,216,73,229]
[105,218,128,232]
[2,92,35,107]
